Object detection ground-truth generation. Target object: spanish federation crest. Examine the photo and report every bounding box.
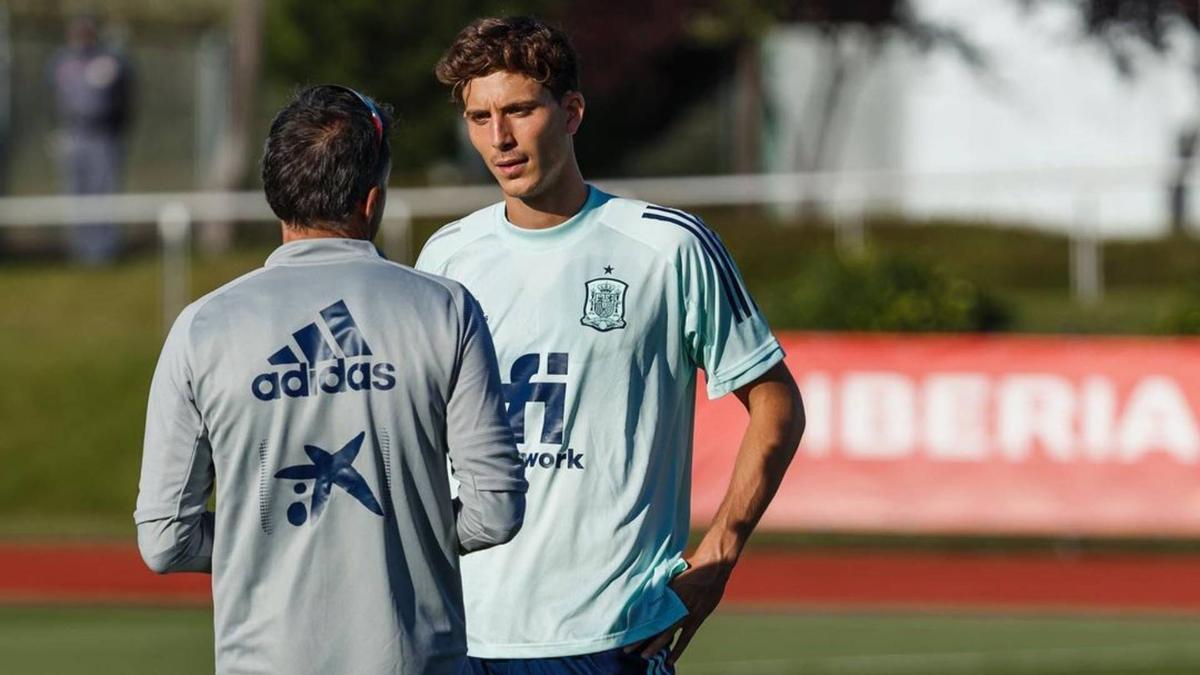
[581,277,628,332]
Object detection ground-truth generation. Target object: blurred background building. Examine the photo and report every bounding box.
[761,0,1199,235]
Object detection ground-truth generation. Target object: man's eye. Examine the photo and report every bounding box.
[468,115,489,125]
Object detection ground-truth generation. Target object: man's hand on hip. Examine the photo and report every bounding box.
[628,551,735,666]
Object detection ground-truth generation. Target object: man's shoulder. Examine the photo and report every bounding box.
[400,264,472,304]
[185,265,272,317]
[594,191,712,258]
[178,257,471,355]
[164,265,274,349]
[418,203,501,269]
[189,253,462,314]
[353,256,476,314]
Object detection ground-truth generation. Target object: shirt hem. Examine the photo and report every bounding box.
[465,606,688,659]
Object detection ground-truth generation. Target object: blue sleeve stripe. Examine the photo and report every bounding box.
[648,205,759,314]
[641,210,747,323]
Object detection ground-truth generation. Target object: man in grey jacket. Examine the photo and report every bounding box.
[134,85,527,675]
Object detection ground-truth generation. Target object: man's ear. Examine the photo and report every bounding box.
[562,91,585,135]
[363,185,383,224]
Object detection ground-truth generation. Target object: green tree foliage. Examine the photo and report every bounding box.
[1023,0,1199,76]
[264,0,752,177]
[1160,281,1200,333]
[561,0,739,174]
[778,253,1011,332]
[691,0,984,54]
[261,1,982,178]
[264,0,562,180]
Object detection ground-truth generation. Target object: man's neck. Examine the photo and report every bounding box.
[280,222,370,244]
[504,173,589,230]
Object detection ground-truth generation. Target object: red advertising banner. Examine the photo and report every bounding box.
[691,333,1200,537]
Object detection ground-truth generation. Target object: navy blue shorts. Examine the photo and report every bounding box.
[463,648,675,674]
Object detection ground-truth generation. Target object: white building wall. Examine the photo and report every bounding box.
[763,0,1199,237]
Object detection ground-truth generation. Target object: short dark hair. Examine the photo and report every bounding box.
[261,85,393,232]
[435,16,579,106]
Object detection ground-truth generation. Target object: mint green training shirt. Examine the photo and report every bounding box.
[415,187,784,658]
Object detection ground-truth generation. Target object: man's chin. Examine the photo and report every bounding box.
[497,176,542,201]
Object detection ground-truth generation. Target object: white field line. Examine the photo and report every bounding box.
[684,642,1200,674]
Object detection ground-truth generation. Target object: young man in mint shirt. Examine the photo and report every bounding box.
[418,17,806,674]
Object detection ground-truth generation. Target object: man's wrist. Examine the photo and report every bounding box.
[693,525,746,568]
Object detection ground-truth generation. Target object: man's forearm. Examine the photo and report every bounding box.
[696,364,804,563]
[136,511,215,574]
[639,364,804,665]
[455,489,526,554]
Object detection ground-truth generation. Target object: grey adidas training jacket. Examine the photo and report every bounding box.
[135,238,527,675]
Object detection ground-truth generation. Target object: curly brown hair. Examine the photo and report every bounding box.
[435,16,579,106]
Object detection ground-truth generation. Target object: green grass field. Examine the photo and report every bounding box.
[4,607,1200,675]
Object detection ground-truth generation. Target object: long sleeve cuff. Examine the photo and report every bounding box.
[136,510,215,574]
[455,489,525,554]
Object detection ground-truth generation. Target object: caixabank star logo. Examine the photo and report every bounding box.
[274,431,384,527]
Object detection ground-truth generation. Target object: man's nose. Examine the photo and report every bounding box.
[491,117,515,150]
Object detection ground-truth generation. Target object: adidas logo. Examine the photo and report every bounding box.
[250,299,397,402]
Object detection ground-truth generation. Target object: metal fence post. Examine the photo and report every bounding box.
[382,198,413,264]
[158,202,192,334]
[1070,196,1103,307]
[835,208,868,257]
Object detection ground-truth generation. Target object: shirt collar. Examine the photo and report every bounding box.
[264,237,383,267]
[494,185,607,250]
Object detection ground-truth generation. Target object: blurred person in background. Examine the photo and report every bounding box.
[418,16,805,674]
[135,85,526,674]
[48,14,133,265]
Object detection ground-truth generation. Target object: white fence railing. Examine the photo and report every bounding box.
[0,165,1195,330]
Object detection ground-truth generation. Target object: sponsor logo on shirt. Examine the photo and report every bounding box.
[520,447,584,470]
[274,431,385,526]
[504,352,584,470]
[251,299,396,401]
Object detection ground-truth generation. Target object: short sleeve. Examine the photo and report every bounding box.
[675,211,785,399]
[414,246,441,275]
[414,220,461,275]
